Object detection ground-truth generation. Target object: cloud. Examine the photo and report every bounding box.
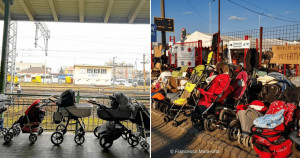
[267,14,273,18]
[284,11,293,14]
[228,16,246,21]
[182,11,193,15]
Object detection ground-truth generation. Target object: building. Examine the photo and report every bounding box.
[106,61,135,80]
[15,62,51,73]
[64,66,74,74]
[17,67,51,83]
[73,65,112,85]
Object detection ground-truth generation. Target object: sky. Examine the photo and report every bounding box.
[151,0,300,42]
[0,21,150,73]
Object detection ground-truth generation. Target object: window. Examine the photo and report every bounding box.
[100,69,107,74]
[94,69,100,74]
[80,68,86,74]
[16,67,20,71]
[87,69,93,74]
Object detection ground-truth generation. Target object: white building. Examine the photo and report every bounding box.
[74,65,112,85]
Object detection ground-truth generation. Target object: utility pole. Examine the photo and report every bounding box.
[35,22,50,84]
[161,0,166,59]
[143,54,146,91]
[209,1,211,33]
[112,57,116,88]
[217,0,220,63]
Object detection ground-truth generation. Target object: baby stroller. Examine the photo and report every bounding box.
[0,94,8,136]
[4,99,46,143]
[203,71,249,132]
[251,101,296,158]
[90,92,150,150]
[51,89,93,145]
[163,65,211,127]
[226,100,267,146]
[191,74,231,130]
[268,72,294,91]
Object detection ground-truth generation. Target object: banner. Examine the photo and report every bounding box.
[171,46,195,67]
[228,40,250,49]
[270,45,300,64]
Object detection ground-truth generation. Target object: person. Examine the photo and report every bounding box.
[223,44,229,63]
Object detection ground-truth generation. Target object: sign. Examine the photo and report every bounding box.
[151,24,157,42]
[270,45,300,64]
[228,40,250,49]
[171,46,195,67]
[154,17,174,32]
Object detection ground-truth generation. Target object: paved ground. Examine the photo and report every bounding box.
[151,109,298,158]
[0,132,149,158]
[151,109,259,158]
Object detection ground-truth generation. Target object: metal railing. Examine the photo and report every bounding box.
[2,93,150,132]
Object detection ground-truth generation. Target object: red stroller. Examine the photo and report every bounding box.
[203,71,249,132]
[4,99,46,143]
[251,101,296,158]
[191,74,231,130]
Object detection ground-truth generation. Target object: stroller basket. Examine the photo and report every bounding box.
[97,107,131,121]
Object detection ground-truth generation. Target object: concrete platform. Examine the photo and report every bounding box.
[0,132,149,158]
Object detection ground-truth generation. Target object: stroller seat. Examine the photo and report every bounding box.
[97,108,131,121]
[173,82,196,106]
[65,103,93,118]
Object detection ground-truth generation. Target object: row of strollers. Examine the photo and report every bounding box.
[152,62,300,158]
[0,90,150,151]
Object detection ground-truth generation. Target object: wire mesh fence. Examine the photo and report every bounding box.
[221,24,300,77]
[2,93,149,133]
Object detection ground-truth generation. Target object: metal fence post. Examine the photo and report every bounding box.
[259,27,263,66]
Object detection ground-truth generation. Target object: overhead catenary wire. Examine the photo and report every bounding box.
[227,0,300,23]
[239,0,300,22]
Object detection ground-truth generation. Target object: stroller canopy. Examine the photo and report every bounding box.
[268,72,294,91]
[112,92,131,111]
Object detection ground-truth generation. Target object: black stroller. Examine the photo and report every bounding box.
[51,89,93,145]
[89,92,150,150]
[0,95,8,136]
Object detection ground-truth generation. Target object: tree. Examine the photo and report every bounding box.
[59,67,64,74]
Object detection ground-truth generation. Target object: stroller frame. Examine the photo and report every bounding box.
[3,99,48,144]
[163,65,213,127]
[89,98,150,150]
[51,106,87,146]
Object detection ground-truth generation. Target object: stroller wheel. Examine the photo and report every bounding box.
[128,134,139,147]
[56,124,67,135]
[29,134,37,143]
[237,134,243,146]
[94,126,100,138]
[153,101,159,110]
[121,130,129,139]
[16,126,21,135]
[245,136,252,148]
[74,134,85,145]
[292,142,300,157]
[140,141,149,150]
[4,132,13,142]
[172,121,179,127]
[51,132,64,145]
[1,128,8,135]
[38,127,44,135]
[163,116,170,123]
[204,115,217,132]
[99,135,113,149]
[227,120,240,141]
[12,127,18,136]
